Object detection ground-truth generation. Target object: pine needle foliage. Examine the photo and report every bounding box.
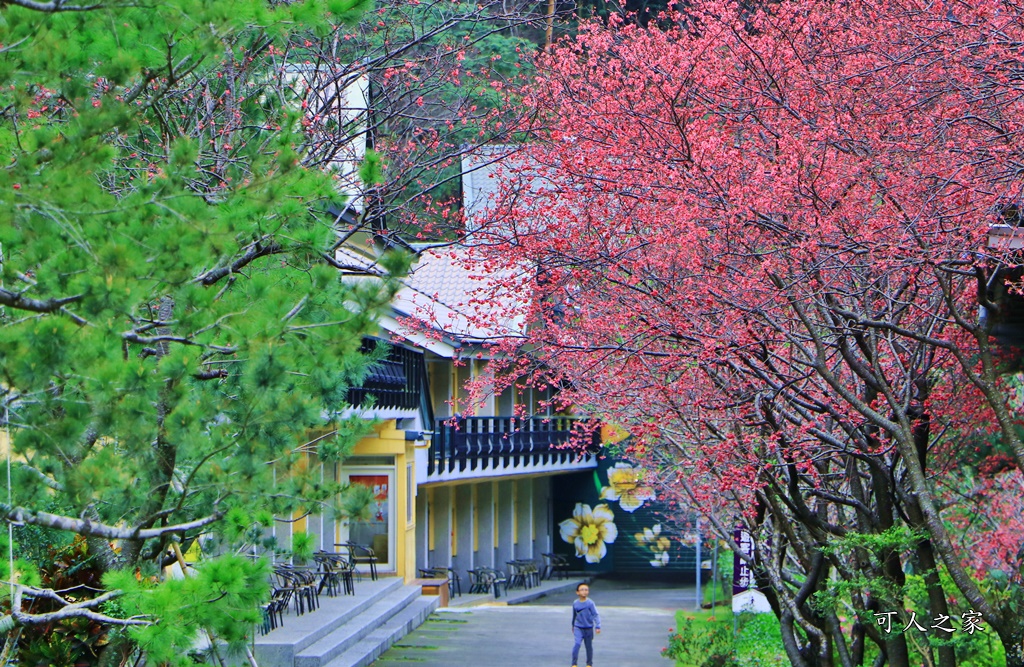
[0,0,403,658]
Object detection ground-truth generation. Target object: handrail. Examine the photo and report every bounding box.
[346,338,429,415]
[427,416,599,475]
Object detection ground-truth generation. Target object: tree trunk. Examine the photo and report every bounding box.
[871,455,911,667]
[996,627,1024,667]
[904,408,956,667]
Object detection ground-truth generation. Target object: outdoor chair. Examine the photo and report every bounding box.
[509,559,540,588]
[314,551,355,596]
[259,605,273,635]
[292,565,321,611]
[313,552,339,597]
[522,560,541,588]
[271,567,304,615]
[505,561,527,590]
[541,552,570,580]
[337,541,378,581]
[446,567,462,597]
[467,568,489,594]
[273,566,319,615]
[477,567,508,599]
[261,588,289,633]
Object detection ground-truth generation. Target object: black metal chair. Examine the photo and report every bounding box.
[273,565,319,615]
[315,551,355,596]
[542,552,570,580]
[272,567,305,615]
[261,587,289,633]
[467,568,489,594]
[337,542,378,581]
[294,566,320,611]
[511,560,540,588]
[506,561,526,590]
[476,567,508,599]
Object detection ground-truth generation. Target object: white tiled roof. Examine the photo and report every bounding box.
[394,245,528,345]
[335,243,529,352]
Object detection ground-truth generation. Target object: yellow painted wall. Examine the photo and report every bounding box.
[350,421,417,582]
[296,420,419,583]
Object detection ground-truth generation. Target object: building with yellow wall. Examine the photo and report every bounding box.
[306,233,599,587]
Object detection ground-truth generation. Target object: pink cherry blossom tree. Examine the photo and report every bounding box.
[454,1,1024,665]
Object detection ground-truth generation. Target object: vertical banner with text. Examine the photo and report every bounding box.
[733,527,771,613]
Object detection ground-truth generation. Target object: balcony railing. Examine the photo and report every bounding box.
[346,338,430,415]
[428,416,599,475]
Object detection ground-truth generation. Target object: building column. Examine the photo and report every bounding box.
[535,476,553,556]
[475,482,495,569]
[453,484,474,585]
[496,480,515,569]
[416,486,429,573]
[515,478,533,559]
[432,486,453,568]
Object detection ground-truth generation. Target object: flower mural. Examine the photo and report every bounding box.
[599,463,656,512]
[634,524,672,567]
[559,503,618,563]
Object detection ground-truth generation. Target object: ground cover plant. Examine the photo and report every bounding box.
[664,610,787,667]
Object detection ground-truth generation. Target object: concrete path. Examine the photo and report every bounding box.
[372,579,694,667]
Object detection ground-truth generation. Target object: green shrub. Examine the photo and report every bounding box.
[735,612,787,667]
[663,613,736,667]
[665,610,787,667]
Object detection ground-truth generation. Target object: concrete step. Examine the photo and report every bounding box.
[293,585,422,667]
[255,577,405,667]
[322,596,439,667]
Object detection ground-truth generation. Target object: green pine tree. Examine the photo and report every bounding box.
[0,0,407,662]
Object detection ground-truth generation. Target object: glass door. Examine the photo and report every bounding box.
[342,467,395,572]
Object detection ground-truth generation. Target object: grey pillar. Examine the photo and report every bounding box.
[496,480,515,569]
[433,486,453,568]
[453,484,474,584]
[475,482,495,569]
[416,487,429,572]
[515,478,534,559]
[533,476,551,556]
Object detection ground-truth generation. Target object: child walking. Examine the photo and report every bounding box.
[570,582,601,667]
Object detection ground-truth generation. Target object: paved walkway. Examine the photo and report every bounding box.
[372,579,694,666]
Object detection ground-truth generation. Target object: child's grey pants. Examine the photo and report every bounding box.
[572,627,594,665]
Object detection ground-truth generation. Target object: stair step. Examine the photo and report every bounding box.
[322,596,439,667]
[255,577,405,667]
[293,586,423,667]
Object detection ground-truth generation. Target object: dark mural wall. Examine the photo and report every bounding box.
[550,457,698,581]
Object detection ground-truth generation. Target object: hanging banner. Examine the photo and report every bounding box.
[733,527,771,613]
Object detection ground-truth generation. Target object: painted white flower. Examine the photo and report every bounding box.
[635,524,671,567]
[559,503,618,563]
[599,463,655,512]
[650,551,670,567]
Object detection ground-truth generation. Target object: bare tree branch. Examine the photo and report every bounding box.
[3,503,223,540]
